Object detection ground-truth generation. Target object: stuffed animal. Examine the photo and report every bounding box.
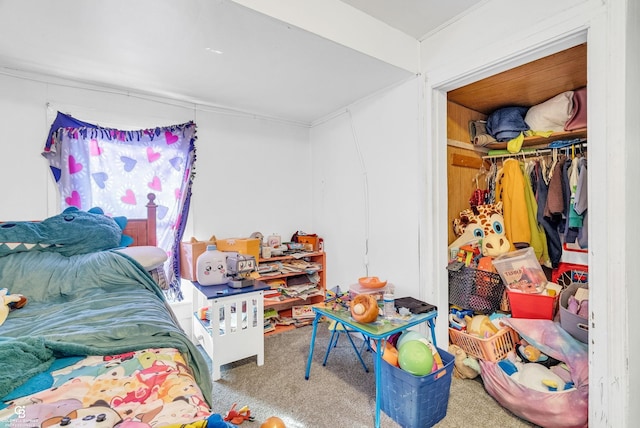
[449,202,511,257]
[0,207,131,257]
[448,344,481,379]
[0,288,27,326]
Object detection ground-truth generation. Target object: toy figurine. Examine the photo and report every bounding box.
[224,403,254,425]
[324,285,351,310]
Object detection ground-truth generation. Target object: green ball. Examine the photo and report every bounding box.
[396,330,426,350]
[398,340,434,376]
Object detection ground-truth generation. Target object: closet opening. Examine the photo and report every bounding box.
[442,41,589,422]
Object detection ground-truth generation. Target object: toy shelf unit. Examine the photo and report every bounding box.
[257,251,326,335]
[191,281,269,381]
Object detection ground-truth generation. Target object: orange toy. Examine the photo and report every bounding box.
[261,416,286,428]
[224,403,254,425]
[373,340,399,367]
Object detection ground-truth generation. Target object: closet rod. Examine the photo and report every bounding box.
[482,140,587,161]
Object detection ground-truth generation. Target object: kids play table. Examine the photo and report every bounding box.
[305,304,438,428]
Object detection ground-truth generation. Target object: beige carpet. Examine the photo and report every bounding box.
[204,324,538,428]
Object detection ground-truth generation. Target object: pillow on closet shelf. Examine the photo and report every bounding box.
[564,86,587,131]
[485,106,530,142]
[524,91,574,132]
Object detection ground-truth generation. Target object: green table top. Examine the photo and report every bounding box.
[313,304,437,340]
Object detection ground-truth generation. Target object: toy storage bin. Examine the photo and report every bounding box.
[507,290,558,320]
[348,282,389,301]
[492,247,547,293]
[559,282,589,343]
[448,265,505,314]
[378,348,454,428]
[448,326,519,361]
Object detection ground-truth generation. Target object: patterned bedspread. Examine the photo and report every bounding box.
[1,348,211,427]
[0,247,218,427]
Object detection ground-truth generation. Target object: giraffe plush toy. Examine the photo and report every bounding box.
[449,202,510,257]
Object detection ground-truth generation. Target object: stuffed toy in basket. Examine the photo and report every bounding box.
[479,318,588,428]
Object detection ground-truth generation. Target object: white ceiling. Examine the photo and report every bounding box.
[0,0,482,125]
[340,0,484,40]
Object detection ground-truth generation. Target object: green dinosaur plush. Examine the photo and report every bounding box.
[0,207,129,257]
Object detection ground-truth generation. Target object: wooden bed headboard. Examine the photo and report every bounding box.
[123,193,158,247]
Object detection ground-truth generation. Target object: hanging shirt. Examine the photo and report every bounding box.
[522,161,549,265]
[545,155,567,217]
[536,161,563,268]
[568,156,584,228]
[495,158,531,250]
[575,157,588,248]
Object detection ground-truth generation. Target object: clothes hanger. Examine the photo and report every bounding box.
[548,148,558,181]
[473,162,488,189]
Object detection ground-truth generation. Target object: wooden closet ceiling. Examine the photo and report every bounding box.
[448,43,587,115]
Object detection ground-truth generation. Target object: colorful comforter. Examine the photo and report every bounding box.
[0,249,214,427]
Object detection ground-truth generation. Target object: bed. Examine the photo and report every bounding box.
[0,194,225,428]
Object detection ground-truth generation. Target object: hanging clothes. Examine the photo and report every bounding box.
[535,160,563,268]
[522,161,549,265]
[568,157,582,226]
[544,154,567,218]
[562,158,579,244]
[495,158,531,250]
[574,157,588,248]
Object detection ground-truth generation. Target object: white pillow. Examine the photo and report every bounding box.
[524,91,574,132]
[115,246,168,270]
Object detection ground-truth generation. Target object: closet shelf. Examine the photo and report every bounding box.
[482,128,587,151]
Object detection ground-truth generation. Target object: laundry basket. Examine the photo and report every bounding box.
[379,348,454,428]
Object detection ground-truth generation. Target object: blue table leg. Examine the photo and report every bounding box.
[343,325,369,372]
[428,318,437,348]
[374,338,382,428]
[305,312,321,380]
[322,328,338,366]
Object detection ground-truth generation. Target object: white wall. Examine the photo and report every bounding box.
[190,108,311,241]
[0,74,51,220]
[0,73,312,245]
[310,78,422,300]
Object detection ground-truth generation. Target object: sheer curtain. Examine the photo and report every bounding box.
[42,112,196,299]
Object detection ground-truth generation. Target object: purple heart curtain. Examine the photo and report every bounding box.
[42,112,196,300]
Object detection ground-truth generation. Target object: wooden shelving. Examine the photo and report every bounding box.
[257,251,326,335]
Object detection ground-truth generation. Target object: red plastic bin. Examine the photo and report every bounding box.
[507,290,558,320]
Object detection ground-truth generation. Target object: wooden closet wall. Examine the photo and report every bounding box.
[446,43,587,245]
